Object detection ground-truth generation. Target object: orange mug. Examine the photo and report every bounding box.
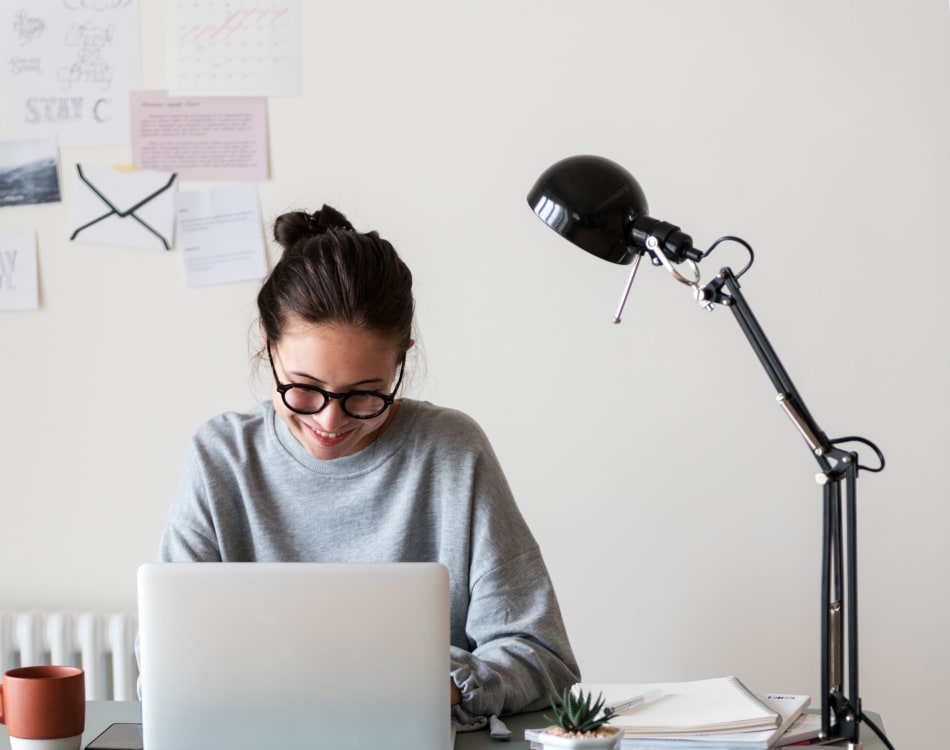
[0,666,85,750]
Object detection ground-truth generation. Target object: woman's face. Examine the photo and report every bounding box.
[268,318,404,460]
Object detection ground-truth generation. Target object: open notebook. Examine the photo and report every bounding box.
[137,562,452,750]
[576,676,780,736]
[527,677,808,749]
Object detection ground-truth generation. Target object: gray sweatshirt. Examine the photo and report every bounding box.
[159,399,580,719]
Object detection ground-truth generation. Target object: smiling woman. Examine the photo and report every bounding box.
[255,205,413,460]
[266,323,405,460]
[154,204,581,729]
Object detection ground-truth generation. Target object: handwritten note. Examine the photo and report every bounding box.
[176,183,268,288]
[167,0,301,97]
[0,229,39,310]
[130,90,269,181]
[0,0,142,146]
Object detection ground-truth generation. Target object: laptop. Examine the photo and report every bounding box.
[137,562,452,750]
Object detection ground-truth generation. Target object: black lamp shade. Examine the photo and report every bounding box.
[527,155,647,266]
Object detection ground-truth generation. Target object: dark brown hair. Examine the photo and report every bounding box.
[258,205,414,354]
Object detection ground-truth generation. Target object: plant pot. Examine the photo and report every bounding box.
[528,726,623,749]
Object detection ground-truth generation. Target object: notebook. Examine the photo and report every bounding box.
[607,693,811,749]
[137,562,452,750]
[575,677,781,735]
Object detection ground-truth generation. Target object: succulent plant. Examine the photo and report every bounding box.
[545,687,613,735]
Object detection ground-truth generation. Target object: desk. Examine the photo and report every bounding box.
[455,710,889,749]
[0,702,888,749]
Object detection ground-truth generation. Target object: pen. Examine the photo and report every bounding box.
[603,688,662,718]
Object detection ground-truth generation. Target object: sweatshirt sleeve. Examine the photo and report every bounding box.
[440,417,581,719]
[158,432,224,562]
[449,546,581,718]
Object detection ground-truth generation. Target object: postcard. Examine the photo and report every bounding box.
[130,90,269,181]
[0,1,142,146]
[167,0,301,97]
[68,164,178,251]
[0,229,39,310]
[0,137,61,208]
[175,183,268,287]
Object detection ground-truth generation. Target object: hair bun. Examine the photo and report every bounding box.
[309,205,354,233]
[273,204,354,250]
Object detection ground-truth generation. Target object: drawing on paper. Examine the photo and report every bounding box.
[0,0,142,147]
[59,22,116,91]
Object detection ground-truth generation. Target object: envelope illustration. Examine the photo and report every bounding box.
[68,164,178,251]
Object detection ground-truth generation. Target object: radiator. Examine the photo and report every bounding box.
[0,611,138,701]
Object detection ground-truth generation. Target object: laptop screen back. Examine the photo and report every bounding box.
[137,562,451,750]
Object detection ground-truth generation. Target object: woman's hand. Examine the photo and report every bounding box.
[450,678,462,706]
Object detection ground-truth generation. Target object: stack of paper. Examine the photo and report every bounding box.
[575,677,810,749]
[772,712,823,747]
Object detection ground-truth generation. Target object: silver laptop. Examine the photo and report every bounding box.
[137,562,451,750]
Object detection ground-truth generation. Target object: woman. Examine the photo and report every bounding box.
[159,205,580,724]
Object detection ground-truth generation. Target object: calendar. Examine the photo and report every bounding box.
[167,0,301,97]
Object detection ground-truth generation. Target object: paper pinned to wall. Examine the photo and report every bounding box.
[0,0,142,146]
[130,90,269,181]
[167,0,302,97]
[0,137,61,208]
[68,164,178,251]
[0,229,39,311]
[175,183,268,288]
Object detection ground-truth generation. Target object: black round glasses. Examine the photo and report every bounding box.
[267,343,405,419]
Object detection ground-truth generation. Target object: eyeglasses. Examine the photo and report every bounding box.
[267,343,405,419]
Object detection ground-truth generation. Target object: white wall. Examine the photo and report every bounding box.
[2,1,947,746]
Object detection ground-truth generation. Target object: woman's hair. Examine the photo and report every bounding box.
[258,205,414,355]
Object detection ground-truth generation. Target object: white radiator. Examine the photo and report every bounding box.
[0,611,138,701]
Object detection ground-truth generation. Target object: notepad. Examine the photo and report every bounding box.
[616,693,811,749]
[576,677,780,736]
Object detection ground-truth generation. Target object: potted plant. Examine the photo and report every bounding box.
[528,687,623,749]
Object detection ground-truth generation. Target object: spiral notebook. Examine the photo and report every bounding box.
[604,693,811,749]
[575,676,781,736]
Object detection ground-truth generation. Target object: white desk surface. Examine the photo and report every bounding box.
[0,701,889,749]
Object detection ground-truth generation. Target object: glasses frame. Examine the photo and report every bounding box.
[266,342,405,419]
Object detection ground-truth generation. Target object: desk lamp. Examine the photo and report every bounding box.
[527,155,891,750]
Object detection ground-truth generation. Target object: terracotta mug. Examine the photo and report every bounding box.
[0,666,85,750]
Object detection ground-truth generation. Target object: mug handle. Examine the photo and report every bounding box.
[0,683,5,725]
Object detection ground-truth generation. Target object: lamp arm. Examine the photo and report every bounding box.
[698,264,863,747]
[701,267,835,472]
